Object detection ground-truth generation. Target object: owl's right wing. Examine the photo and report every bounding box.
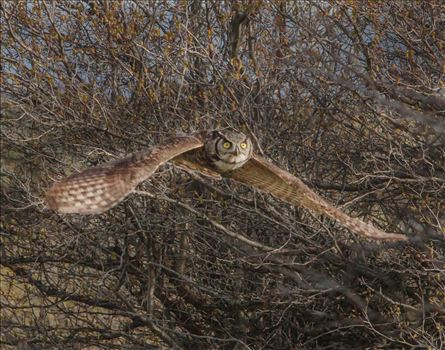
[227,155,408,241]
[46,135,205,214]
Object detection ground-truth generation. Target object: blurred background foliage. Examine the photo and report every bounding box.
[1,1,444,349]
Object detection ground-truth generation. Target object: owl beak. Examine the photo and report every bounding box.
[234,147,241,156]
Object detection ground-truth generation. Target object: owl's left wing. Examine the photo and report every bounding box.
[227,155,407,241]
[46,135,204,214]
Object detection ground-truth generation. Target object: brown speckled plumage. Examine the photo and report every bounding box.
[46,130,407,241]
[228,156,407,241]
[46,135,204,214]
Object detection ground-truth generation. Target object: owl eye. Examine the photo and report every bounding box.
[222,141,232,149]
[240,142,247,149]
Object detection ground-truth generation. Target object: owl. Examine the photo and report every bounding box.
[46,130,407,241]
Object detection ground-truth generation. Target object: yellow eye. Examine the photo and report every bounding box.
[240,142,247,149]
[223,142,231,149]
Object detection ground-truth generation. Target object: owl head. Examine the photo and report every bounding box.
[205,129,253,172]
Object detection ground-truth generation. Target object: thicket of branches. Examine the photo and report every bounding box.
[1,1,444,349]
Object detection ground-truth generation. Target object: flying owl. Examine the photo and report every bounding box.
[46,130,407,241]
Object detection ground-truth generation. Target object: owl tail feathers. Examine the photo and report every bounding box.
[306,199,408,241]
[45,168,134,214]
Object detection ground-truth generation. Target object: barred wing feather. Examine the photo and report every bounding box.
[46,135,204,214]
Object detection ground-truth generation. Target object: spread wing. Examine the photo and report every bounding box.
[227,155,407,241]
[46,135,204,214]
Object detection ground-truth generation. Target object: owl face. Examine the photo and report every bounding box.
[206,130,253,172]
